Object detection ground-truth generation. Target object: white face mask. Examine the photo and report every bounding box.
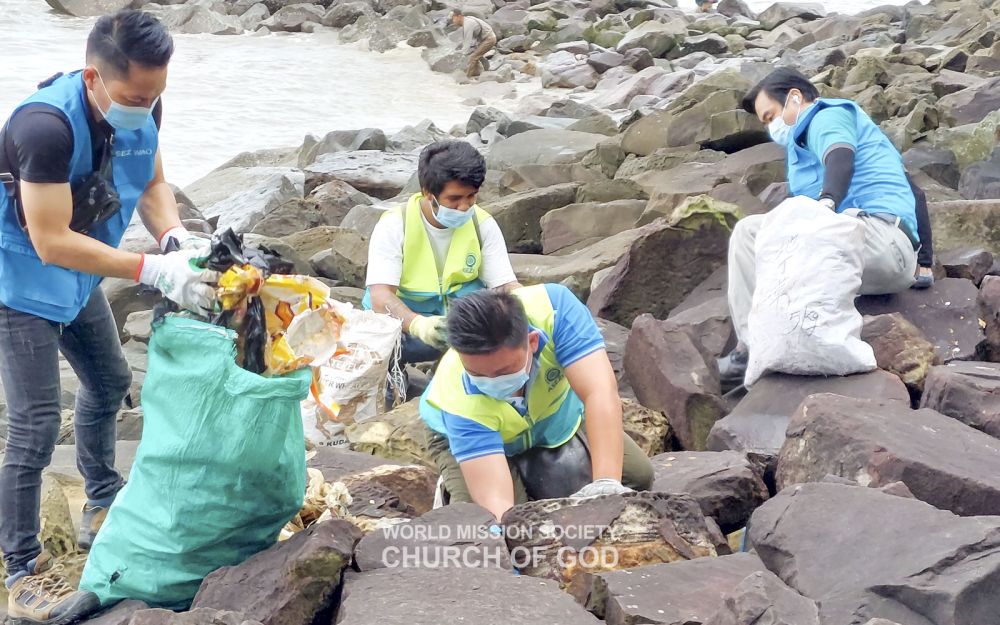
[768,93,801,148]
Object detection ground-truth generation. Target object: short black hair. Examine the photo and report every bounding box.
[447,290,529,355]
[86,10,174,79]
[451,9,463,16]
[418,141,486,196]
[741,68,820,116]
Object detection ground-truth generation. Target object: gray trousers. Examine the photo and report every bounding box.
[728,212,917,343]
[0,290,129,575]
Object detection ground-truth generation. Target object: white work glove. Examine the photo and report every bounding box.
[138,249,220,315]
[158,226,211,256]
[408,315,449,350]
[570,478,634,499]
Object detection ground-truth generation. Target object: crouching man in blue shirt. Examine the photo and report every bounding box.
[419,284,654,522]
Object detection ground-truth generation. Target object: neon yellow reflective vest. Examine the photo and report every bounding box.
[362,193,491,316]
[420,284,584,456]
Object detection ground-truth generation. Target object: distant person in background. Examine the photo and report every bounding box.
[696,0,717,12]
[719,67,923,389]
[363,141,520,400]
[451,9,497,80]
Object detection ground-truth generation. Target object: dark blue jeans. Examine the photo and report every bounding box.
[0,290,129,575]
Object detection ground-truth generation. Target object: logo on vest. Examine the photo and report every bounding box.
[545,368,563,390]
[114,147,154,158]
[464,253,477,274]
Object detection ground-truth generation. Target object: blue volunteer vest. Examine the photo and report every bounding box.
[0,71,158,323]
[787,98,919,241]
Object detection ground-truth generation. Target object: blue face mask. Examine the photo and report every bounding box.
[432,196,475,229]
[95,71,156,132]
[468,349,532,400]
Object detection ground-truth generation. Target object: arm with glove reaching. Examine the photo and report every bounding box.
[19,147,217,314]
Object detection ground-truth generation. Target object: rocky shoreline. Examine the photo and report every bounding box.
[7,0,1000,624]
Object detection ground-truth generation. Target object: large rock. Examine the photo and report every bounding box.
[486,130,606,170]
[323,2,375,28]
[250,180,369,238]
[921,362,1000,440]
[651,451,767,533]
[936,76,1000,127]
[309,228,368,287]
[297,130,387,168]
[337,464,438,529]
[666,295,734,360]
[860,313,937,393]
[541,51,601,90]
[621,70,766,156]
[622,397,673,456]
[184,167,305,234]
[749,482,1000,625]
[587,200,738,327]
[979,275,1000,360]
[354,502,510,571]
[598,318,634,398]
[345,400,434,469]
[119,608,261,625]
[102,279,162,337]
[856,278,983,363]
[578,553,769,625]
[704,570,820,625]
[43,0,132,17]
[306,446,401,483]
[483,183,579,254]
[625,316,724,451]
[959,152,1000,200]
[777,394,1000,516]
[706,371,910,465]
[757,3,826,30]
[928,200,1000,256]
[615,19,687,58]
[939,247,994,285]
[191,520,361,625]
[261,3,327,32]
[511,227,638,298]
[904,146,961,191]
[336,566,603,625]
[177,6,244,35]
[587,66,695,111]
[504,492,729,592]
[304,151,417,200]
[541,200,647,254]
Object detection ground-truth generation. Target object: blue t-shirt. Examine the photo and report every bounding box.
[441,283,605,463]
[788,99,918,241]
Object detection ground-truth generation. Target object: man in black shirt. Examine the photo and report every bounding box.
[0,11,218,625]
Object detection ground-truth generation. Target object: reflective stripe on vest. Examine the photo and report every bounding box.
[421,284,582,456]
[0,71,157,323]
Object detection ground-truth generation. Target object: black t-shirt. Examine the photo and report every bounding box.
[1,84,162,184]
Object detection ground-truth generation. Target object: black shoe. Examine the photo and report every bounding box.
[718,348,749,393]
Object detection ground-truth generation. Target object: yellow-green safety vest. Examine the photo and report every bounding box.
[420,284,584,456]
[363,193,491,315]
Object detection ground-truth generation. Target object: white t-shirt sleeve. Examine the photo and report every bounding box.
[477,217,518,289]
[365,214,405,287]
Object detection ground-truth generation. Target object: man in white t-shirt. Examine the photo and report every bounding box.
[363,141,520,397]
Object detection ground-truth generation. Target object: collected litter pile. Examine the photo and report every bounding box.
[78,231,396,610]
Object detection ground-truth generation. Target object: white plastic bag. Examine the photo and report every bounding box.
[744,196,876,386]
[301,302,402,447]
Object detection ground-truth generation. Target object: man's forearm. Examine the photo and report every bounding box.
[35,230,142,280]
[137,180,183,244]
[584,393,625,481]
[460,454,516,521]
[369,285,420,331]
